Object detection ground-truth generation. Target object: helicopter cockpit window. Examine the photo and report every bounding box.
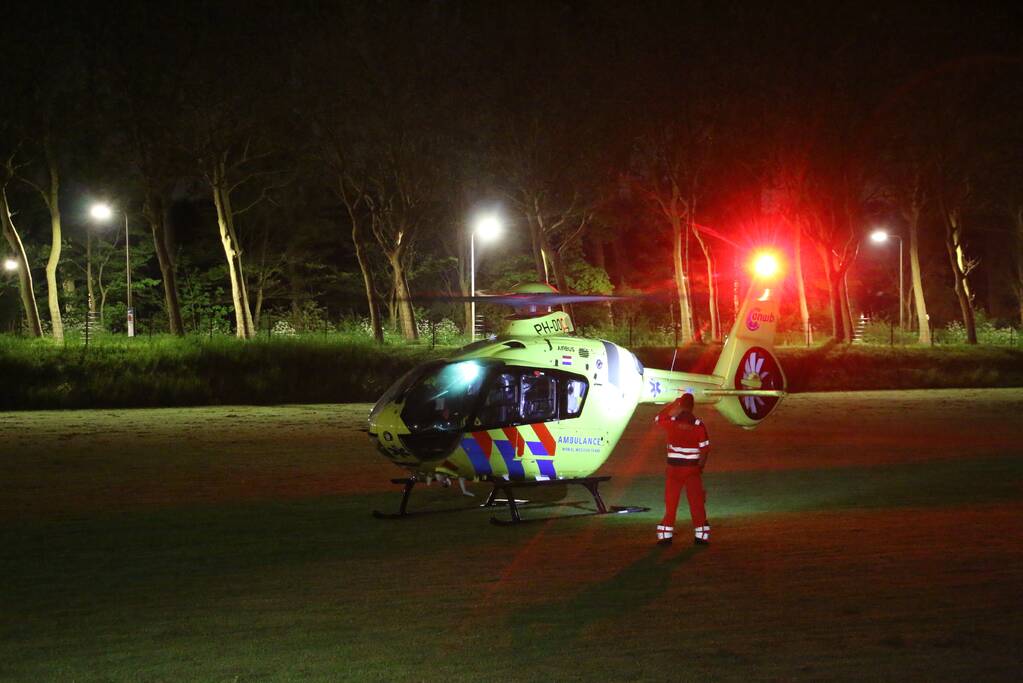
[478,372,520,426]
[399,361,489,433]
[476,368,588,428]
[520,372,557,422]
[564,378,587,417]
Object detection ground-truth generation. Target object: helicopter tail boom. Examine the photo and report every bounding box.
[639,278,787,428]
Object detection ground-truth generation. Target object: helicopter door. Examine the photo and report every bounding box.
[520,372,557,422]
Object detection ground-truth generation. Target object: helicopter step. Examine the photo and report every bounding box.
[372,475,649,524]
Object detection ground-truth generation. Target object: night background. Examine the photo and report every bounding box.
[1,2,1022,681]
[2,0,1021,344]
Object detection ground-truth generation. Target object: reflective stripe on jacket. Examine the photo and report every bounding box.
[655,412,710,466]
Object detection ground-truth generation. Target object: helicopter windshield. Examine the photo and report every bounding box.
[399,360,496,433]
[369,360,444,423]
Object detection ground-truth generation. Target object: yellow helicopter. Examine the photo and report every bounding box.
[369,251,787,523]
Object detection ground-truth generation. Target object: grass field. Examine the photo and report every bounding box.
[2,390,1022,680]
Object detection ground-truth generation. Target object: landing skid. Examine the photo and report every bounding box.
[371,477,479,519]
[372,475,649,525]
[482,476,648,525]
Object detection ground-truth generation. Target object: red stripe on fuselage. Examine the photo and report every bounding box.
[530,422,557,456]
[501,427,525,456]
[471,431,493,460]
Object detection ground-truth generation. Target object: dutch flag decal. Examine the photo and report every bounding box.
[561,355,572,366]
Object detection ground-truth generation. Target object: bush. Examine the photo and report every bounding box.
[939,312,1019,345]
[0,334,451,410]
[417,317,465,346]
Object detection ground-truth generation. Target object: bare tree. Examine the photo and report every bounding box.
[1012,204,1023,327]
[895,168,932,344]
[501,116,596,299]
[16,132,65,340]
[631,106,720,345]
[0,160,42,336]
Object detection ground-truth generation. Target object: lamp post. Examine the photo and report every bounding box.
[870,229,904,331]
[90,203,134,337]
[470,213,503,341]
[3,258,17,272]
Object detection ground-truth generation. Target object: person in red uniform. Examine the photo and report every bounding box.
[654,393,711,546]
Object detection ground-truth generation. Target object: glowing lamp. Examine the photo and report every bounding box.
[752,252,780,279]
[474,213,503,242]
[870,229,889,243]
[90,203,113,221]
[3,258,17,271]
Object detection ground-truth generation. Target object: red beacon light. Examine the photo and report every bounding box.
[751,251,782,279]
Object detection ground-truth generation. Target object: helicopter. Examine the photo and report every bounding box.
[368,251,787,523]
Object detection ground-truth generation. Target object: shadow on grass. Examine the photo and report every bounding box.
[506,545,701,656]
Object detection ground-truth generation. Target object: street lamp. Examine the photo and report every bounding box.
[470,212,504,341]
[90,202,134,337]
[869,228,904,331]
[3,258,17,272]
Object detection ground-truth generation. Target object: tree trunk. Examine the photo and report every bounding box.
[943,207,977,344]
[549,246,575,322]
[816,241,847,343]
[97,254,109,326]
[1013,206,1023,329]
[457,242,472,338]
[526,212,547,282]
[211,163,255,339]
[1,186,43,336]
[43,148,64,341]
[840,272,854,341]
[353,229,382,344]
[794,223,812,344]
[610,237,628,287]
[590,241,614,325]
[692,226,720,342]
[670,212,695,343]
[822,250,844,342]
[907,209,931,344]
[144,195,184,336]
[253,283,262,335]
[390,252,418,340]
[86,234,96,315]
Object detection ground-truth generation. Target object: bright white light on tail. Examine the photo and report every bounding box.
[3,258,17,271]
[752,252,780,279]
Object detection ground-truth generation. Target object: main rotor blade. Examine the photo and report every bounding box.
[416,293,630,306]
[406,289,678,306]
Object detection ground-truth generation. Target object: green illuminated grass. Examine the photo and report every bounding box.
[2,391,1022,680]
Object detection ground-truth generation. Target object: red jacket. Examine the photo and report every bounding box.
[655,405,710,466]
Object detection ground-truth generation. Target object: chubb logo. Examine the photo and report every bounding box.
[746,308,775,331]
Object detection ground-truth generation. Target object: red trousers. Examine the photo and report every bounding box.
[660,465,707,529]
